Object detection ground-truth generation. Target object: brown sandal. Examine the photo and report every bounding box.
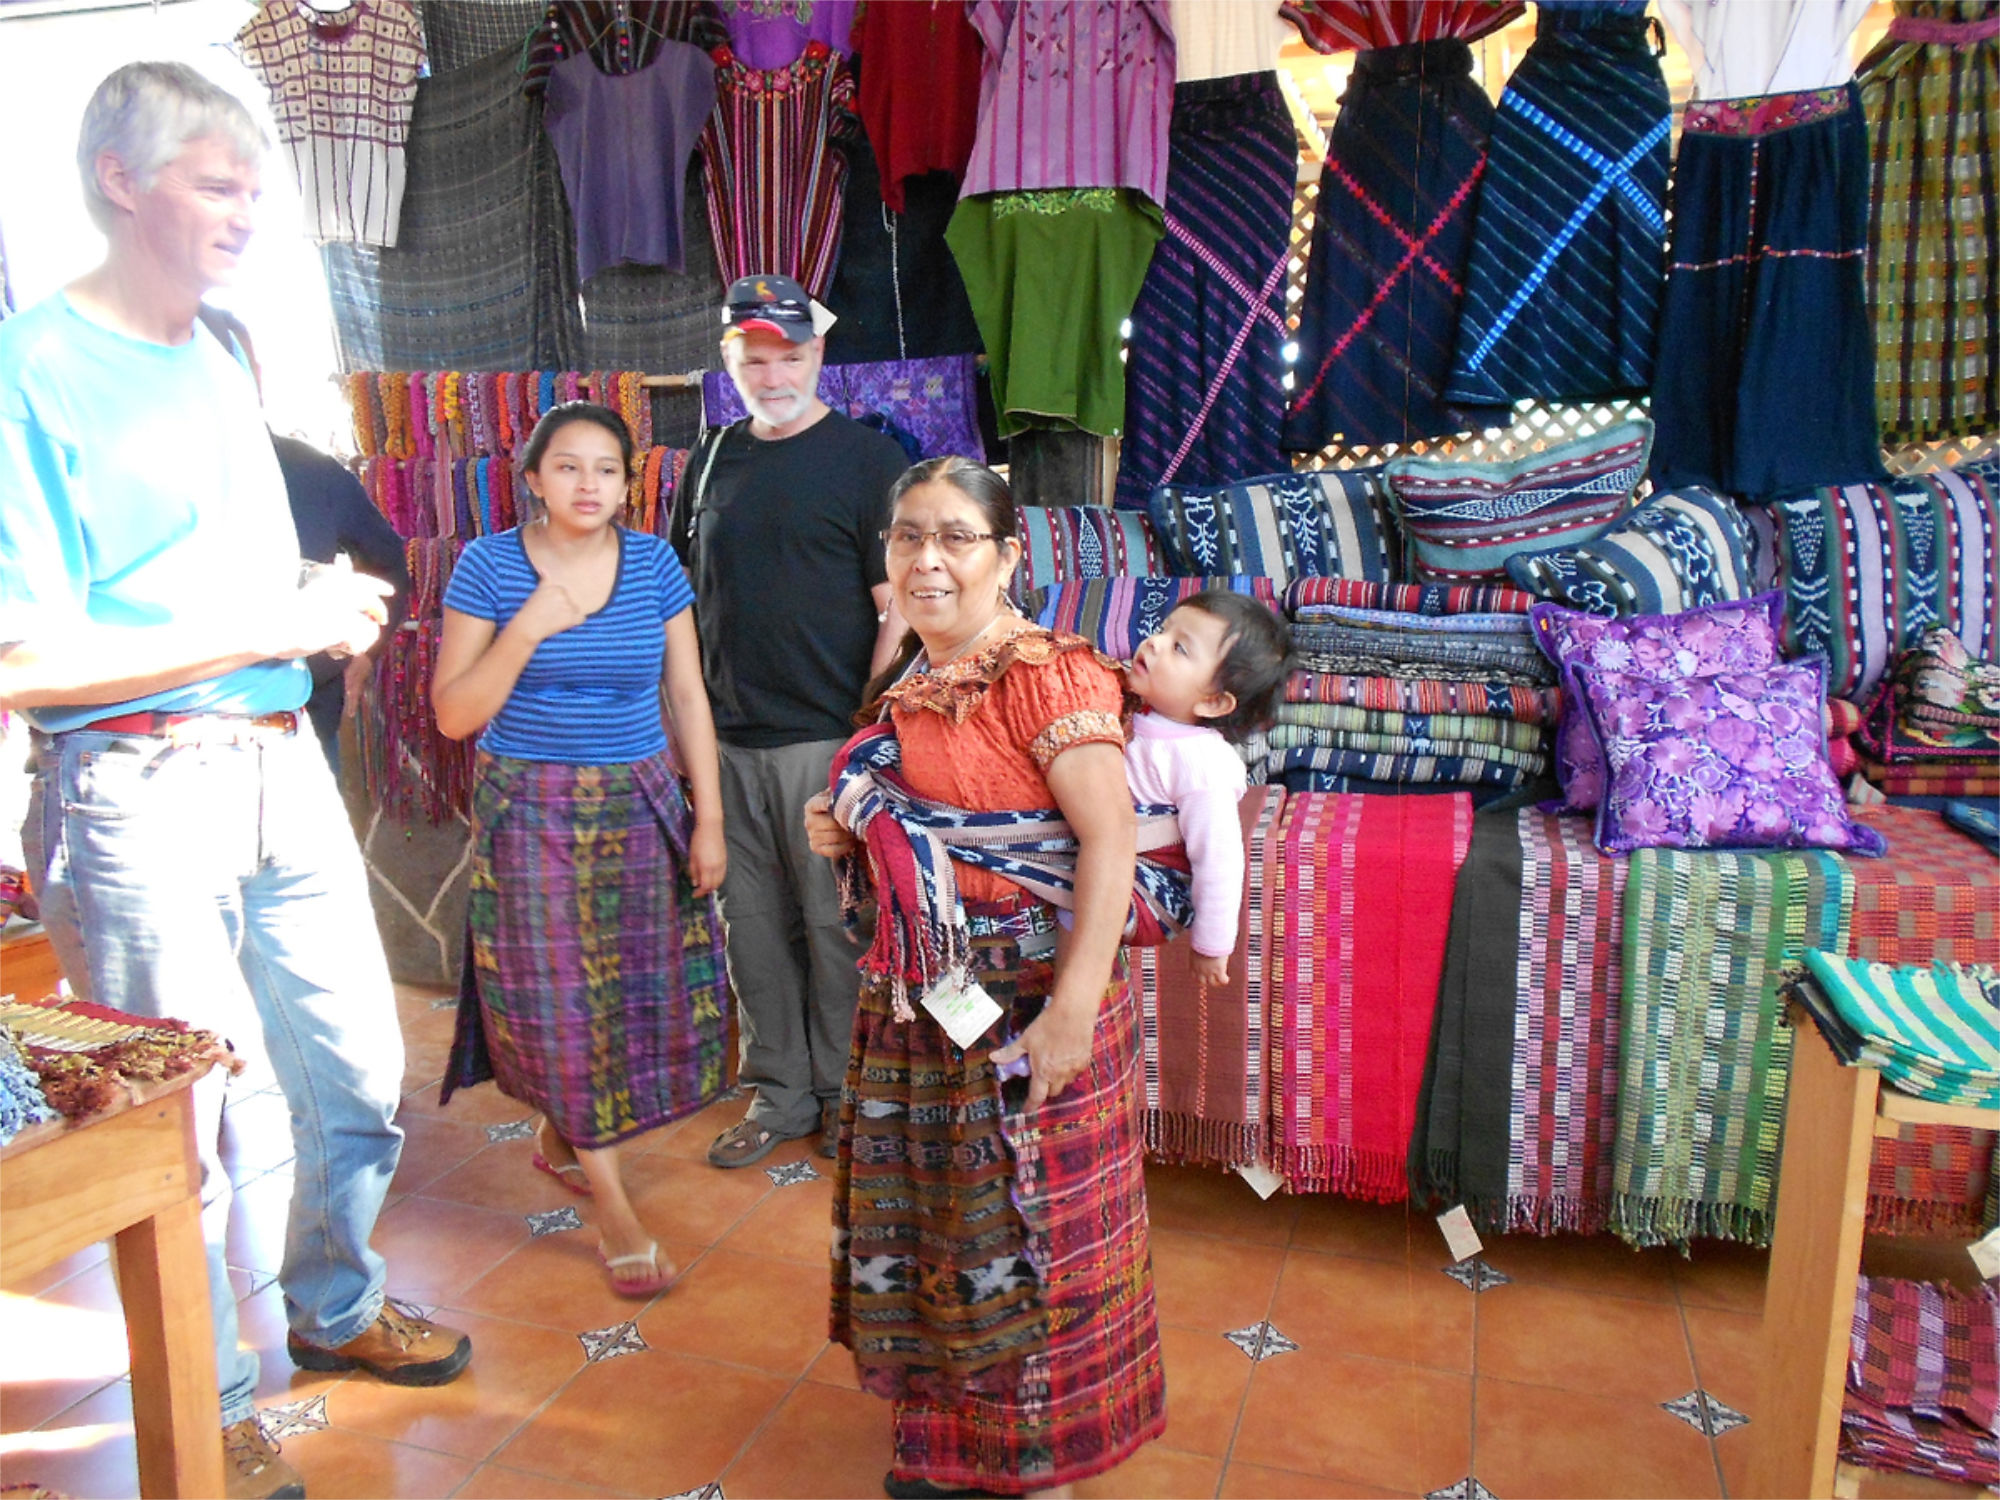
[706,1116,793,1169]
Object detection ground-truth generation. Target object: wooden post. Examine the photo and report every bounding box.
[115,1194,225,1500]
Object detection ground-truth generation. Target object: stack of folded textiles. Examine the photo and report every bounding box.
[1856,627,2000,800]
[1843,1274,2000,1487]
[1270,578,1557,795]
[1791,949,2000,1110]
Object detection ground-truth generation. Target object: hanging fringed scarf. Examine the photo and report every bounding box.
[828,723,1193,1022]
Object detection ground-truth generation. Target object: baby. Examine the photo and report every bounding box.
[1122,591,1294,986]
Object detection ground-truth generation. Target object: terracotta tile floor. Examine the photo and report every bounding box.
[0,985,1966,1498]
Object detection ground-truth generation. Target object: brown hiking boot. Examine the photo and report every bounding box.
[286,1301,472,1386]
[223,1417,304,1500]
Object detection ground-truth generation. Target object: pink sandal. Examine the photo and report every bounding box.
[599,1240,675,1298]
[532,1151,593,1196]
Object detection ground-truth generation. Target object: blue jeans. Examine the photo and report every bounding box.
[37,726,405,1428]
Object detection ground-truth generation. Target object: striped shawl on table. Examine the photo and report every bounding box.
[1284,669,1563,723]
[1283,576,1537,617]
[1270,792,1472,1198]
[1272,703,1549,755]
[1133,787,1286,1167]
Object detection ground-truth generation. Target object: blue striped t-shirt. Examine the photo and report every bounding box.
[444,527,694,764]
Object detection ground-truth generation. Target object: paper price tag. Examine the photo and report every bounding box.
[1969,1226,2000,1281]
[921,970,1004,1051]
[1235,1160,1286,1200]
[1437,1204,1484,1265]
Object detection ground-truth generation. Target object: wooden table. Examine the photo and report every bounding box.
[1750,1012,2000,1499]
[1,1067,224,1498]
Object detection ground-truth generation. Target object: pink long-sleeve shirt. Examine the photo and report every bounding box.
[1125,711,1248,958]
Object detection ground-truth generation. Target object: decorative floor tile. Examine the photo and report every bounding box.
[766,1160,821,1188]
[1662,1389,1750,1438]
[1441,1257,1511,1293]
[578,1321,649,1363]
[661,1486,724,1500]
[429,995,458,1011]
[527,1206,584,1238]
[1223,1321,1300,1362]
[486,1118,536,1143]
[1425,1480,1499,1500]
[257,1395,331,1441]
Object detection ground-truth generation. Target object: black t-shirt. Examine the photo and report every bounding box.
[677,410,907,748]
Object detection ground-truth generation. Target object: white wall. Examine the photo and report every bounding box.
[0,0,350,450]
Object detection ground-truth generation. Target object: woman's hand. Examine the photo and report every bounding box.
[1189,949,1230,990]
[509,579,587,645]
[990,994,1098,1114]
[686,818,727,897]
[804,790,857,860]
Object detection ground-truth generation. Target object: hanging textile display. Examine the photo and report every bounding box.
[236,0,427,248]
[821,138,983,363]
[715,0,855,68]
[517,2,727,93]
[543,40,716,283]
[1447,3,1672,406]
[948,1,1175,439]
[1169,0,1296,79]
[700,354,984,461]
[1113,70,1297,510]
[1282,34,1511,452]
[417,0,542,72]
[852,0,981,213]
[577,165,727,398]
[1283,0,1520,53]
[699,41,855,296]
[322,47,581,372]
[1857,0,2000,446]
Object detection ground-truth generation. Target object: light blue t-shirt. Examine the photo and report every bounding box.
[0,293,310,732]
[443,527,694,764]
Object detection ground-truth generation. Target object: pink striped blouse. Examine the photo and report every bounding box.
[960,0,1176,207]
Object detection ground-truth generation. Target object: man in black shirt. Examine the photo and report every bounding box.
[673,274,909,1167]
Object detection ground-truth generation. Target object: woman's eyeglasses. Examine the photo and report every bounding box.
[880,525,1002,558]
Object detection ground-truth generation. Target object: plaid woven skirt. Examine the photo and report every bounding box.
[464,751,730,1148]
[830,905,1166,1493]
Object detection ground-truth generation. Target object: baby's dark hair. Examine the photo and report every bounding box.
[1179,590,1295,742]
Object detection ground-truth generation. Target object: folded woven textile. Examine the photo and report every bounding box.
[1612,845,1854,1249]
[1842,1274,2000,1485]
[1412,807,1627,1234]
[1290,604,1540,638]
[1802,949,2000,1109]
[1858,757,2000,798]
[1283,670,1563,721]
[1266,724,1548,766]
[1283,575,1537,618]
[1271,706,1549,756]
[1257,745,1545,791]
[1133,786,1286,1167]
[1271,793,1472,1199]
[1291,620,1558,682]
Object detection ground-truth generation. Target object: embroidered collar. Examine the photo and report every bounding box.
[880,626,1125,724]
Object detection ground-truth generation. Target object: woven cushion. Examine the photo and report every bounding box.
[1505,485,1756,617]
[1147,467,1397,589]
[1010,504,1166,609]
[1577,654,1887,857]
[1028,576,1281,661]
[1385,419,1652,583]
[1531,593,1787,812]
[1770,458,2000,704]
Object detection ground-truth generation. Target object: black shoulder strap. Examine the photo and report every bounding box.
[669,420,737,568]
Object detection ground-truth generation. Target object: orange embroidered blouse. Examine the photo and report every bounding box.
[879,628,1128,906]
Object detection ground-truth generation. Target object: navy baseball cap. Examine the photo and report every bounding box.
[720,274,836,342]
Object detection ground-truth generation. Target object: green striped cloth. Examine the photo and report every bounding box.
[1271,702,1548,755]
[1611,846,1854,1250]
[1803,949,2000,1109]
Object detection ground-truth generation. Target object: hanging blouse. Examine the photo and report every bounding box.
[520,2,725,96]
[715,0,857,69]
[1658,0,1875,98]
[236,0,428,248]
[544,39,717,282]
[698,41,855,297]
[960,0,1176,206]
[1281,0,1521,53]
[1169,0,1296,80]
[854,0,983,212]
[417,0,542,72]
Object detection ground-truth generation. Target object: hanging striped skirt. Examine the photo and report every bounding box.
[831,903,1166,1493]
[1650,85,1886,499]
[464,751,731,1148]
[699,41,852,298]
[1283,38,1507,452]
[1447,8,1671,405]
[1857,1,2000,445]
[1114,71,1298,510]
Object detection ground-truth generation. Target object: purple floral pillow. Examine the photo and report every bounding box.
[1531,593,1786,811]
[1573,655,1887,857]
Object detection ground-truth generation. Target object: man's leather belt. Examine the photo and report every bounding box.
[78,710,301,737]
